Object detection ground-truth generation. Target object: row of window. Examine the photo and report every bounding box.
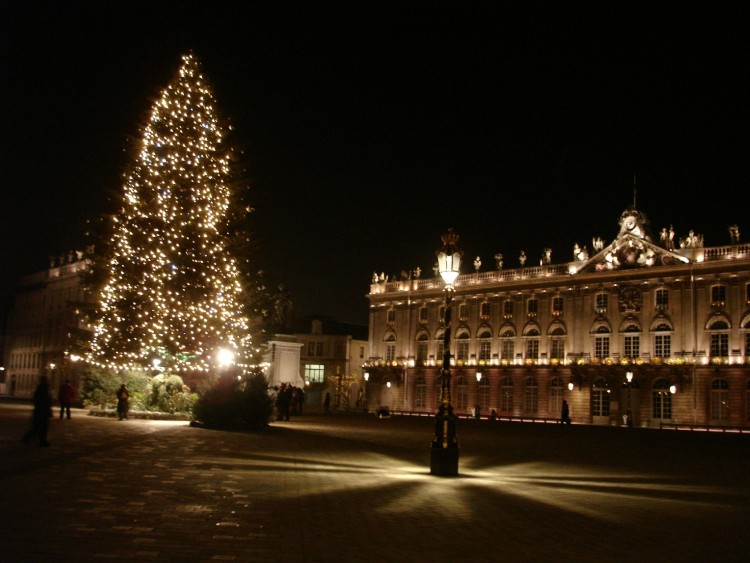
[388,284,750,326]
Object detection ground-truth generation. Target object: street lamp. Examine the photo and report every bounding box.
[363,372,369,413]
[625,371,633,427]
[475,371,482,419]
[431,229,462,476]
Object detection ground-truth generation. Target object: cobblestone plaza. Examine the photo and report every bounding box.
[2,402,749,562]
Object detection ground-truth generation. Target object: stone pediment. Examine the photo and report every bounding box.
[577,233,690,273]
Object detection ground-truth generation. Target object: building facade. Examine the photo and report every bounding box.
[364,207,750,428]
[294,316,369,409]
[0,252,88,398]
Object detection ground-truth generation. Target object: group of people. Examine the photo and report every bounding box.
[22,377,133,447]
[272,383,305,421]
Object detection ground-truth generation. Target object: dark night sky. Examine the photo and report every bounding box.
[2,2,748,325]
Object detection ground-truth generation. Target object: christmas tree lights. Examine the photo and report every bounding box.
[85,53,258,373]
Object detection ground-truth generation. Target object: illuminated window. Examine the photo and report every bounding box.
[595,292,608,315]
[458,303,467,322]
[305,364,324,383]
[527,298,538,318]
[387,309,396,325]
[552,296,564,316]
[711,285,726,308]
[386,344,396,362]
[503,300,514,319]
[419,306,428,324]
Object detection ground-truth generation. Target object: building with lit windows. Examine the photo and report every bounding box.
[0,252,88,398]
[294,316,368,409]
[364,207,750,428]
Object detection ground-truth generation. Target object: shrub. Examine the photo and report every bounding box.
[147,373,198,413]
[82,367,149,411]
[192,372,273,431]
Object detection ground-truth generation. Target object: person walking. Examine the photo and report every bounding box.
[116,384,130,420]
[323,392,331,415]
[22,375,53,446]
[561,399,572,425]
[58,379,76,419]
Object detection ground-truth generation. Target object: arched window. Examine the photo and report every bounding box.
[710,379,730,421]
[592,377,611,417]
[708,318,730,359]
[500,375,513,412]
[593,325,611,359]
[524,376,538,414]
[623,323,640,359]
[548,325,566,360]
[500,328,515,361]
[653,322,673,358]
[384,331,397,362]
[477,327,493,362]
[550,376,564,416]
[455,375,468,410]
[414,376,427,410]
[652,378,672,419]
[524,326,540,360]
[415,331,429,365]
[455,329,470,362]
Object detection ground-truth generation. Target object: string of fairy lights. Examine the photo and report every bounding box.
[85,53,261,373]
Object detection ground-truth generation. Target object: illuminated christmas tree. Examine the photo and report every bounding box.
[85,53,260,374]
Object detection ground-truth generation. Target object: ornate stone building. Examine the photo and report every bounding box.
[364,207,750,428]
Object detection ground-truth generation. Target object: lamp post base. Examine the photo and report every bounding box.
[430,446,459,476]
[430,407,459,476]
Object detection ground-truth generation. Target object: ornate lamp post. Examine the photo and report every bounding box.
[430,229,462,476]
[625,371,633,427]
[363,371,369,413]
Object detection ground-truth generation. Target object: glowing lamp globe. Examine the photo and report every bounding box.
[436,229,463,287]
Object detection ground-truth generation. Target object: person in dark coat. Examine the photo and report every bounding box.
[324,392,332,415]
[116,384,130,420]
[58,379,76,419]
[22,375,53,446]
[561,399,572,425]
